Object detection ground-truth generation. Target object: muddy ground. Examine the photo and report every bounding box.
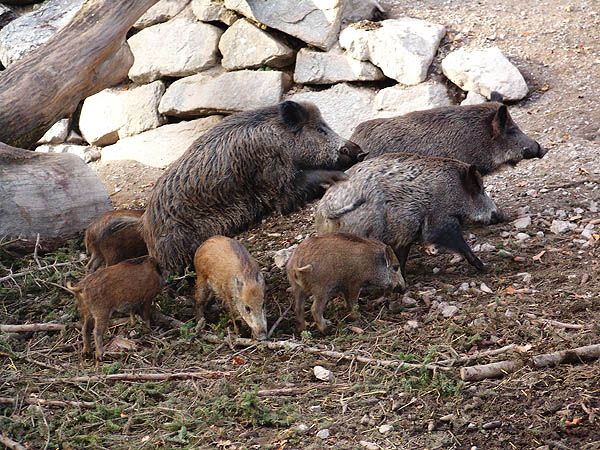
[2,0,600,449]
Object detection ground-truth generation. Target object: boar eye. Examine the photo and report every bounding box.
[245,306,252,314]
[392,264,400,271]
[317,125,328,135]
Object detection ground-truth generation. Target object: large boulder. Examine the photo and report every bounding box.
[128,17,223,83]
[219,19,294,70]
[100,116,222,168]
[339,18,445,85]
[37,118,70,145]
[79,81,165,146]
[191,0,237,25]
[341,0,384,25]
[374,81,451,117]
[133,0,190,29]
[224,0,344,50]
[0,0,84,67]
[35,143,101,163]
[294,45,384,84]
[288,83,377,139]
[159,69,291,117]
[441,47,529,101]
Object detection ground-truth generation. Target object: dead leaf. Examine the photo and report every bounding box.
[503,286,516,295]
[566,417,583,428]
[231,356,246,366]
[349,326,364,334]
[105,336,138,353]
[533,250,546,261]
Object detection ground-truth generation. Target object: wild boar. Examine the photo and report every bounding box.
[194,236,267,340]
[67,255,163,361]
[315,153,500,275]
[286,233,404,334]
[351,92,545,175]
[142,100,364,274]
[84,209,147,272]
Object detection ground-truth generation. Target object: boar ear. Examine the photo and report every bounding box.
[489,91,504,103]
[279,101,309,132]
[461,165,484,196]
[384,246,396,268]
[233,277,244,292]
[491,104,509,137]
[295,264,313,274]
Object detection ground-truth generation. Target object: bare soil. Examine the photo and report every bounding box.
[2,0,600,449]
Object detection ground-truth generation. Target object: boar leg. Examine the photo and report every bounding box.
[343,286,361,321]
[140,302,153,328]
[292,286,309,332]
[310,293,331,334]
[424,219,486,271]
[82,315,94,356]
[93,312,109,362]
[394,245,412,278]
[194,275,209,322]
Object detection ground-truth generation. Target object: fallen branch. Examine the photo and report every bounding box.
[199,333,449,372]
[525,314,587,330]
[460,343,600,381]
[256,384,350,397]
[48,370,232,384]
[0,396,94,409]
[0,262,73,283]
[267,303,292,338]
[0,323,65,333]
[435,344,518,367]
[0,434,26,450]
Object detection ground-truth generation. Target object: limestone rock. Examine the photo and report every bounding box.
[79,81,165,146]
[37,118,70,145]
[35,143,100,163]
[128,17,223,83]
[0,0,84,67]
[224,0,344,50]
[288,83,377,139]
[294,45,384,84]
[133,0,190,29]
[461,91,487,106]
[159,70,291,117]
[550,219,576,235]
[192,0,237,25]
[441,47,529,101]
[342,0,384,25]
[374,81,451,117]
[219,19,294,70]
[100,116,222,168]
[339,18,445,85]
[512,216,531,230]
[0,5,17,29]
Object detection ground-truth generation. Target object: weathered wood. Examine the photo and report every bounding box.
[0,322,66,333]
[0,0,159,148]
[0,143,112,251]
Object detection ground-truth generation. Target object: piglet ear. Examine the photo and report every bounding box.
[279,101,309,132]
[490,91,504,103]
[491,104,509,137]
[461,165,484,196]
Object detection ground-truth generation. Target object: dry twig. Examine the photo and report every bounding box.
[48,370,232,384]
[0,396,94,409]
[0,434,27,450]
[256,383,350,397]
[0,323,65,333]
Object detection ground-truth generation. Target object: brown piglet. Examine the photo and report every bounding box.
[194,236,268,340]
[67,255,163,361]
[286,233,405,334]
[84,209,147,273]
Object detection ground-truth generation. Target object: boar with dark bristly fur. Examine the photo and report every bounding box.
[85,209,147,273]
[351,92,545,175]
[315,153,500,275]
[67,256,163,361]
[194,236,267,340]
[142,100,364,274]
[286,233,404,334]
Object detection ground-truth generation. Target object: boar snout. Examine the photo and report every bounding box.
[337,140,365,169]
[523,141,546,160]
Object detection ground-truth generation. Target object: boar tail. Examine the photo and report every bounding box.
[65,281,82,294]
[325,198,366,219]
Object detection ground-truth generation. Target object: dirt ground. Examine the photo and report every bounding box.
[2,0,600,449]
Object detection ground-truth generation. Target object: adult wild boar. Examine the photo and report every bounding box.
[142,101,363,274]
[351,92,545,175]
[315,153,500,275]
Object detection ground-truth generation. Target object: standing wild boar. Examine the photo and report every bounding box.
[194,236,267,340]
[287,233,404,334]
[67,256,163,361]
[142,100,364,274]
[315,153,500,275]
[85,209,147,273]
[351,92,545,175]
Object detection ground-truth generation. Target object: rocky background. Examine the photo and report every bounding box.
[1,0,531,171]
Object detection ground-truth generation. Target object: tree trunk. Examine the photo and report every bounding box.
[0,0,159,148]
[0,143,112,252]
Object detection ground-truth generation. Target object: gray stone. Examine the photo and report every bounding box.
[128,17,223,83]
[79,81,165,146]
[294,45,384,84]
[342,0,384,25]
[219,19,294,70]
[316,429,330,439]
[37,118,70,145]
[133,0,190,29]
[100,116,222,168]
[441,47,528,101]
[374,81,451,117]
[0,0,83,67]
[288,83,377,139]
[159,70,290,117]
[35,143,100,163]
[550,219,576,234]
[339,18,445,85]
[379,424,394,434]
[513,216,531,229]
[516,232,530,241]
[191,0,237,25]
[224,0,344,50]
[0,5,17,29]
[461,91,487,106]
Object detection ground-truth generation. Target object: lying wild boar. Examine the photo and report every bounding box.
[286,233,404,334]
[351,92,545,175]
[67,256,163,361]
[194,236,267,340]
[315,153,500,274]
[85,209,147,272]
